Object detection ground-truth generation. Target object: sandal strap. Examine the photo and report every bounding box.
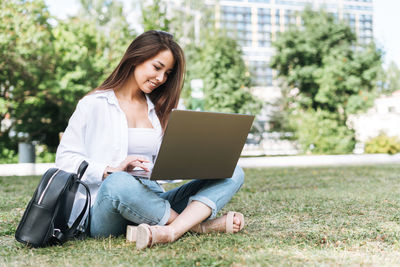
[136,224,152,250]
[126,225,138,242]
[226,211,235,233]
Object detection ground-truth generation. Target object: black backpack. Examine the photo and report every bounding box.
[15,161,91,247]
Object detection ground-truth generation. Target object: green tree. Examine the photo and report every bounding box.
[40,19,110,149]
[77,0,135,62]
[379,61,400,94]
[138,1,260,115]
[42,1,135,149]
[270,9,382,154]
[78,0,125,26]
[174,1,216,101]
[189,32,262,114]
[0,0,55,151]
[141,0,171,32]
[0,0,135,152]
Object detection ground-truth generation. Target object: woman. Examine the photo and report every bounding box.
[56,30,245,249]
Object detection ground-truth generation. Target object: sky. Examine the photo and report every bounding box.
[373,0,400,67]
[45,0,400,67]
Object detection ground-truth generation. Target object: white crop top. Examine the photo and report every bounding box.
[127,128,160,165]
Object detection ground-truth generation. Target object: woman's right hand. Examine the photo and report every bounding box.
[103,156,150,179]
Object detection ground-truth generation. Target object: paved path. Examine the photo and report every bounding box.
[1,154,399,176]
[238,153,400,168]
[0,163,55,176]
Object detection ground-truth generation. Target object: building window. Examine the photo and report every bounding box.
[275,13,280,25]
[284,9,296,25]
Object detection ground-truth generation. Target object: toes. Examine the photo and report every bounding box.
[233,216,241,227]
[233,224,240,232]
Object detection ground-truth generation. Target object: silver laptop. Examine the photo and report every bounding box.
[129,109,254,180]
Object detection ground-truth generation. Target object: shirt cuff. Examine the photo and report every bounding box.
[84,161,108,184]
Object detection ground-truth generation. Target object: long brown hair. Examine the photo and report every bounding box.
[95,30,185,131]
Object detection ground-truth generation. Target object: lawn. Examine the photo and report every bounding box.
[1,165,400,266]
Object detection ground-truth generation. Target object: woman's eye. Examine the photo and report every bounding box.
[154,65,161,70]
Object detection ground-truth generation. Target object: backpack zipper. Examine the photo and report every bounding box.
[38,169,61,205]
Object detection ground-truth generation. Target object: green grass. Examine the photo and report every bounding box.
[1,165,400,266]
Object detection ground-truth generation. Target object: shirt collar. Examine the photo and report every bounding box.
[145,94,155,114]
[93,89,118,105]
[94,89,155,114]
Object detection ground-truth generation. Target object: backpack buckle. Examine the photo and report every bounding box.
[53,228,64,242]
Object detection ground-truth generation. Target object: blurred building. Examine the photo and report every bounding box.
[350,90,400,143]
[203,0,373,96]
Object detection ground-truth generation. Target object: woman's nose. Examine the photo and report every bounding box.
[156,72,166,83]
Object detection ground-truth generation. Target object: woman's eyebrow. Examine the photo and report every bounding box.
[155,60,165,67]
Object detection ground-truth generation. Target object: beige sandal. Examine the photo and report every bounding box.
[128,211,245,244]
[192,211,245,234]
[136,224,175,250]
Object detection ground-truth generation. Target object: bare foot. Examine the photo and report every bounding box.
[191,212,245,234]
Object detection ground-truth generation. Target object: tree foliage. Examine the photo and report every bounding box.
[1,0,260,155]
[270,9,382,153]
[140,0,261,115]
[77,0,134,60]
[79,0,125,27]
[379,61,400,94]
[141,0,171,32]
[0,0,135,151]
[188,32,262,114]
[365,133,400,155]
[0,0,54,150]
[290,109,356,154]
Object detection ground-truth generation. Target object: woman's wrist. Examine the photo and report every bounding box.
[102,166,114,180]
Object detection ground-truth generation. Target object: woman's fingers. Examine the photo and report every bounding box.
[117,156,151,172]
[126,162,150,172]
[125,155,150,163]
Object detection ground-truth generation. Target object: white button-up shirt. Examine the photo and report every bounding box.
[55,89,163,224]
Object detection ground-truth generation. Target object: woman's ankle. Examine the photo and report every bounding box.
[190,223,205,233]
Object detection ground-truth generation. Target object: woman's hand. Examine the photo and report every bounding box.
[102,156,150,180]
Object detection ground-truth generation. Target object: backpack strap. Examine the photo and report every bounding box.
[77,161,89,180]
[70,180,91,235]
[55,180,91,243]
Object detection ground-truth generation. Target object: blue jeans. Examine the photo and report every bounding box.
[89,166,245,237]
